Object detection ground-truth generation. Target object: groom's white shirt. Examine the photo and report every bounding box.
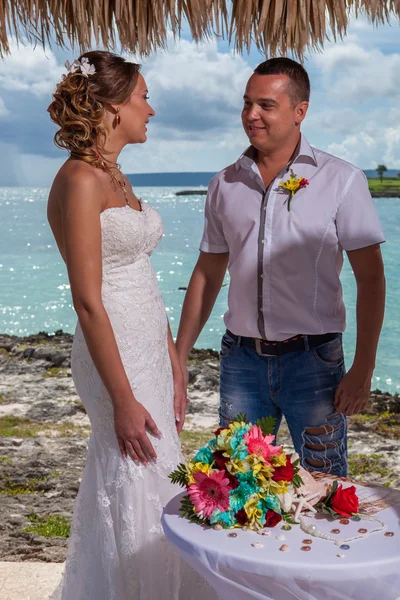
[200,134,385,341]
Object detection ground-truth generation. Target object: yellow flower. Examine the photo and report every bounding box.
[270,480,290,496]
[244,494,264,527]
[229,459,251,475]
[279,168,309,211]
[186,462,213,485]
[270,451,287,467]
[228,421,249,434]
[254,464,276,491]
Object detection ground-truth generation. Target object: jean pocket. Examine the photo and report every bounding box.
[220,332,237,359]
[312,336,344,367]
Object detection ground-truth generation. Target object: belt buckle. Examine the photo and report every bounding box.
[255,338,276,356]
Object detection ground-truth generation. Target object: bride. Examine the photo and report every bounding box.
[47,50,217,600]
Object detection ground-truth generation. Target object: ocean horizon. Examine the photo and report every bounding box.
[0,186,399,393]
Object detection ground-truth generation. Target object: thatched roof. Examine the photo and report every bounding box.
[1,0,399,59]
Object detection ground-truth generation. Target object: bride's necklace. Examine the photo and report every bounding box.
[108,165,130,206]
[105,162,142,211]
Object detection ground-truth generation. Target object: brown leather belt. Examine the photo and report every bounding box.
[226,330,341,356]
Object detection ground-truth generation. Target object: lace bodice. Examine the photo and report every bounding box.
[100,203,163,276]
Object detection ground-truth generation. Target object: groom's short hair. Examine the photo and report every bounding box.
[254,57,310,107]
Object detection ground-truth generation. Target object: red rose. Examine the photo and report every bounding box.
[213,450,229,470]
[264,510,282,528]
[272,455,294,483]
[224,469,240,490]
[214,427,227,437]
[330,484,359,517]
[234,509,248,526]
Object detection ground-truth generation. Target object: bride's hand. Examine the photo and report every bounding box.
[114,401,162,465]
[173,368,188,434]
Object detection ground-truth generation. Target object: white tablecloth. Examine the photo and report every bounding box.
[161,488,400,600]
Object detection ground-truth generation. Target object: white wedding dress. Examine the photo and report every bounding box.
[51,203,218,600]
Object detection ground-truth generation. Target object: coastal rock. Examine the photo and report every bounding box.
[0,332,399,562]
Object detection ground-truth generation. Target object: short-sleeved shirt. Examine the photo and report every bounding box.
[200,134,385,341]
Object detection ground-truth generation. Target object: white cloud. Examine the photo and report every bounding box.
[0,40,63,96]
[326,127,400,169]
[117,37,252,172]
[0,97,9,118]
[142,37,252,110]
[314,42,400,103]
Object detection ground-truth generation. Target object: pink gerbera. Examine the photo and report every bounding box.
[187,470,231,518]
[244,426,282,462]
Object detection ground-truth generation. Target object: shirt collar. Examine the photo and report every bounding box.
[235,133,318,173]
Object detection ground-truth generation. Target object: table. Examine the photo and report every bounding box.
[161,486,400,600]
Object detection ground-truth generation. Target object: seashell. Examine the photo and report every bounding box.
[337,552,345,558]
[252,541,264,549]
[276,534,286,541]
[279,544,289,551]
[257,529,270,536]
[297,466,329,505]
[213,524,223,531]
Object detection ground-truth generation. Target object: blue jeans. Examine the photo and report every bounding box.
[219,332,348,477]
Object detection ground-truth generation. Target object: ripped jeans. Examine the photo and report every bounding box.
[219,332,348,477]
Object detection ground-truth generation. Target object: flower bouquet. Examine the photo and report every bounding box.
[169,415,306,530]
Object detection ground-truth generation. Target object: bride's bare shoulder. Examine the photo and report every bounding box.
[54,159,100,188]
[49,160,103,206]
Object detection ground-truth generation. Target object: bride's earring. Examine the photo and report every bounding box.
[114,107,121,126]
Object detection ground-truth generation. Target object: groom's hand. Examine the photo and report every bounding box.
[334,365,373,416]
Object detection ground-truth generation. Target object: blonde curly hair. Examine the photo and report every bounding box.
[48,51,141,169]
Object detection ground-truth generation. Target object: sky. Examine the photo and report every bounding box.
[0,14,399,186]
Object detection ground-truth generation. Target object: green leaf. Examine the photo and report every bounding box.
[255,416,276,435]
[324,479,339,506]
[179,495,207,525]
[233,412,250,424]
[315,502,339,519]
[169,463,188,487]
[281,511,299,525]
[292,474,304,489]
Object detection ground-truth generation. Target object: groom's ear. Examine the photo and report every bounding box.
[294,101,309,126]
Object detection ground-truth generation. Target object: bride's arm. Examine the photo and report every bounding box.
[167,323,187,433]
[54,169,161,463]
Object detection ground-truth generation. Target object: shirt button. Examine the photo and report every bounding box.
[260,274,264,279]
[262,240,265,244]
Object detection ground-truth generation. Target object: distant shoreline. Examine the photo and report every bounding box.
[370,191,400,198]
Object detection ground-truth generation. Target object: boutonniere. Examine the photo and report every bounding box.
[279,169,309,211]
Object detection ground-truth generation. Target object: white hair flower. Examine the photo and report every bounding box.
[64,57,96,78]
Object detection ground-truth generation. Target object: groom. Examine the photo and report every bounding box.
[176,57,385,477]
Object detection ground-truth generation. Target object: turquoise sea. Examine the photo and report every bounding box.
[0,187,399,393]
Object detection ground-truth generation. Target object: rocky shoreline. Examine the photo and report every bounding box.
[0,331,399,562]
[370,191,400,198]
